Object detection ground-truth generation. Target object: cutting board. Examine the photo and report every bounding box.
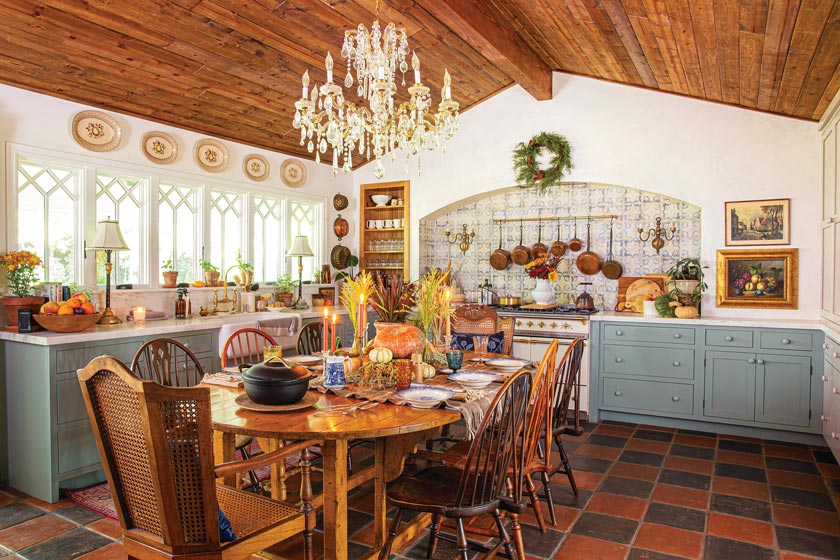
[615,276,665,312]
[519,303,559,310]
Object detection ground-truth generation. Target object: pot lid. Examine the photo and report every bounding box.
[241,357,312,383]
[331,244,350,269]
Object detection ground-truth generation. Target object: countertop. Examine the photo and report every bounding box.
[0,309,348,346]
[591,311,826,331]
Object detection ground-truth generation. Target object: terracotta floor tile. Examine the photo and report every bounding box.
[712,477,770,501]
[0,514,75,550]
[77,542,127,560]
[625,439,671,454]
[556,534,629,560]
[85,518,123,540]
[764,445,814,461]
[540,505,581,532]
[594,424,637,437]
[0,494,13,508]
[767,470,828,492]
[707,512,774,547]
[716,450,765,468]
[633,523,703,558]
[555,470,604,491]
[574,443,623,461]
[609,462,660,482]
[23,497,72,512]
[817,462,840,479]
[673,434,717,448]
[651,484,710,510]
[779,552,830,560]
[663,456,714,475]
[773,503,840,536]
[586,493,648,520]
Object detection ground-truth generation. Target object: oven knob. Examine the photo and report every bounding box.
[527,321,534,328]
[515,321,522,327]
[538,321,545,328]
[550,322,558,329]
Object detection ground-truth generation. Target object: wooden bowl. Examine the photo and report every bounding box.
[33,312,103,333]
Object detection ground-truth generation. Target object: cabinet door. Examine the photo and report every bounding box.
[511,338,533,360]
[834,225,840,318]
[529,339,552,364]
[755,354,811,427]
[704,351,755,421]
[824,225,835,316]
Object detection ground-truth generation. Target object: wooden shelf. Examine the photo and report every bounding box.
[364,227,404,232]
[364,205,405,210]
[363,250,404,254]
[360,180,409,277]
[365,266,404,270]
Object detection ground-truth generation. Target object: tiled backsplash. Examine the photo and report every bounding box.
[419,183,702,310]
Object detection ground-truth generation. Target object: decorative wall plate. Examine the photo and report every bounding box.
[194,138,229,173]
[141,131,178,164]
[280,158,307,188]
[71,110,121,152]
[243,153,270,181]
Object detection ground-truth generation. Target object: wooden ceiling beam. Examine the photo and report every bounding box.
[419,0,553,100]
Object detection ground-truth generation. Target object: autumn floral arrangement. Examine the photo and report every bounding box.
[1,250,42,297]
[524,254,561,282]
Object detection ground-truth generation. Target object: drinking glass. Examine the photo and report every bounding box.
[472,335,489,363]
[446,350,464,373]
[263,345,283,361]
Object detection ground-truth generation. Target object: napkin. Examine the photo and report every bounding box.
[202,373,243,388]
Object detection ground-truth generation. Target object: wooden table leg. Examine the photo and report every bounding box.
[258,437,288,501]
[374,438,387,548]
[321,439,348,560]
[213,431,236,488]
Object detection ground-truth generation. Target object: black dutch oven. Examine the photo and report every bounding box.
[239,357,315,405]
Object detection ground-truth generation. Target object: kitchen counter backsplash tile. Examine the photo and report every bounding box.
[419,183,701,310]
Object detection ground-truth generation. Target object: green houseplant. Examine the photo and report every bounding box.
[199,259,220,286]
[274,274,296,306]
[161,258,178,288]
[666,257,707,305]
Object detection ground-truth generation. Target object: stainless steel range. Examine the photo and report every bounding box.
[492,305,593,427]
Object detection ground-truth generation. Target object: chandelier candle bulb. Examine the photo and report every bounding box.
[302,70,309,98]
[325,52,333,83]
[412,52,420,84]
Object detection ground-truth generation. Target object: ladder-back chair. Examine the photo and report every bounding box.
[296,322,323,355]
[77,356,316,560]
[221,328,277,369]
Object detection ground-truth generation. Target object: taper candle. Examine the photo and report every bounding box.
[331,314,337,353]
[322,306,329,353]
[444,288,452,339]
[357,294,365,337]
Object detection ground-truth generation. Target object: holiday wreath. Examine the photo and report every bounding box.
[512,132,572,191]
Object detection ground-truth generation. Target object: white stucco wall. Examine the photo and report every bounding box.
[354,73,821,319]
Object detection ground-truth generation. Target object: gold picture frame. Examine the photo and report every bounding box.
[716,249,798,309]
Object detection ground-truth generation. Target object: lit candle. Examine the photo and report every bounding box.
[357,294,366,337]
[133,306,146,324]
[331,314,337,353]
[412,51,421,84]
[444,288,452,339]
[323,306,329,353]
[325,52,334,83]
[302,69,310,99]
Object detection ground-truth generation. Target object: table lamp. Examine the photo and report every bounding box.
[87,216,129,324]
[286,235,313,305]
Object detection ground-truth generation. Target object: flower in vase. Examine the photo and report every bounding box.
[524,254,561,281]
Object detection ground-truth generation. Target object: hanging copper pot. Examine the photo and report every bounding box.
[333,215,349,240]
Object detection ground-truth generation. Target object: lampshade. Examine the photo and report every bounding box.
[87,217,129,251]
[286,235,314,258]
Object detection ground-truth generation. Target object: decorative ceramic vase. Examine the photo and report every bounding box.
[2,296,46,332]
[531,279,555,306]
[162,271,179,288]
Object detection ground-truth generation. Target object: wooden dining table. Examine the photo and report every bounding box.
[209,385,461,560]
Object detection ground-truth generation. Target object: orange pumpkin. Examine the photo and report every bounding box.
[372,324,425,359]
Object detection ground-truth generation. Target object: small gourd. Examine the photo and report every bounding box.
[368,347,393,364]
[669,301,699,319]
[420,362,436,379]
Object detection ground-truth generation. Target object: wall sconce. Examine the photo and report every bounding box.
[638,217,676,254]
[445,224,475,254]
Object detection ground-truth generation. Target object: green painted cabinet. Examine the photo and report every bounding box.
[704,351,755,421]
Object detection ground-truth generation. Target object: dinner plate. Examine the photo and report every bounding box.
[394,386,457,408]
[285,355,322,366]
[243,153,270,181]
[71,110,122,152]
[485,358,531,372]
[194,138,230,172]
[448,371,500,389]
[141,131,177,164]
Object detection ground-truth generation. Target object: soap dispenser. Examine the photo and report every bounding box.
[175,287,188,319]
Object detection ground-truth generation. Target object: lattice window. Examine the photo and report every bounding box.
[96,173,147,284]
[159,183,199,283]
[16,159,81,283]
[289,200,321,282]
[253,195,284,283]
[210,190,243,274]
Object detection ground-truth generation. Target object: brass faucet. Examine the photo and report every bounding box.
[215,265,243,313]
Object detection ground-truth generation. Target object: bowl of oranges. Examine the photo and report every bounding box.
[33,293,103,333]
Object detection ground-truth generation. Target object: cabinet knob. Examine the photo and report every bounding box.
[182,364,187,370]
[671,395,680,402]
[615,330,623,336]
[673,333,681,339]
[748,358,756,364]
[184,342,190,348]
[822,414,830,422]
[834,352,840,359]
[833,432,840,440]
[757,359,765,365]
[725,336,734,342]
[782,338,791,345]
[834,388,840,395]
[614,390,623,397]
[823,375,830,382]
[673,361,681,367]
[824,343,830,350]
[615,357,624,363]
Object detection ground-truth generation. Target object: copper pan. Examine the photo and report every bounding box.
[531,216,547,257]
[576,220,602,275]
[550,217,567,257]
[569,218,583,252]
[601,218,623,280]
[511,220,531,266]
[489,222,511,271]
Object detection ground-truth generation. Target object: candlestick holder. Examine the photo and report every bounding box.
[350,335,364,357]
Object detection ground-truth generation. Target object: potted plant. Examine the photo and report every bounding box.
[370,274,414,332]
[1,250,46,331]
[161,258,179,288]
[666,257,707,306]
[199,259,220,286]
[275,274,296,306]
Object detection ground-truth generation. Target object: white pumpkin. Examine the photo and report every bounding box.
[368,347,393,364]
[420,362,436,379]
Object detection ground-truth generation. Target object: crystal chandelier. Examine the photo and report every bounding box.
[292,3,460,179]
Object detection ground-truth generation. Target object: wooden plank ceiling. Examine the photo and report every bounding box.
[0,0,837,166]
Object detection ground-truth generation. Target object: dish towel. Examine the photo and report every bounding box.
[257,315,299,338]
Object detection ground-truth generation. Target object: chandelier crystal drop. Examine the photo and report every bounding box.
[292,9,460,179]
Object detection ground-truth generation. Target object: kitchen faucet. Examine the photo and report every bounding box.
[478,279,498,305]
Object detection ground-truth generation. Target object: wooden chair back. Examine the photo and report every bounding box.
[78,356,221,554]
[497,316,515,355]
[551,338,585,437]
[221,328,278,368]
[296,322,323,355]
[455,368,531,510]
[521,339,560,468]
[452,304,498,335]
[131,338,204,387]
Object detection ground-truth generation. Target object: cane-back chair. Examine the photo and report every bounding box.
[221,328,277,369]
[77,356,316,560]
[296,322,323,355]
[378,369,531,560]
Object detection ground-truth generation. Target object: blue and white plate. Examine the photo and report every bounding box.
[485,358,531,372]
[448,371,500,389]
[394,386,457,408]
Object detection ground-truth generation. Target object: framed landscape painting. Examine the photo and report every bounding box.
[716,249,798,309]
[725,198,790,245]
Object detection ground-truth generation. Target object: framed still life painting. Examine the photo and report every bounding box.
[716,249,798,309]
[725,198,790,245]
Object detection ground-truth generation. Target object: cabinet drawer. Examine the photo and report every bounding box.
[57,379,86,424]
[56,342,139,374]
[824,396,840,463]
[759,331,812,352]
[602,377,694,415]
[58,425,100,474]
[603,344,694,379]
[824,335,840,364]
[706,329,754,348]
[604,324,694,345]
[170,333,213,355]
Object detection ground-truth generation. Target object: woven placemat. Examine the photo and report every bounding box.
[235,391,318,413]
